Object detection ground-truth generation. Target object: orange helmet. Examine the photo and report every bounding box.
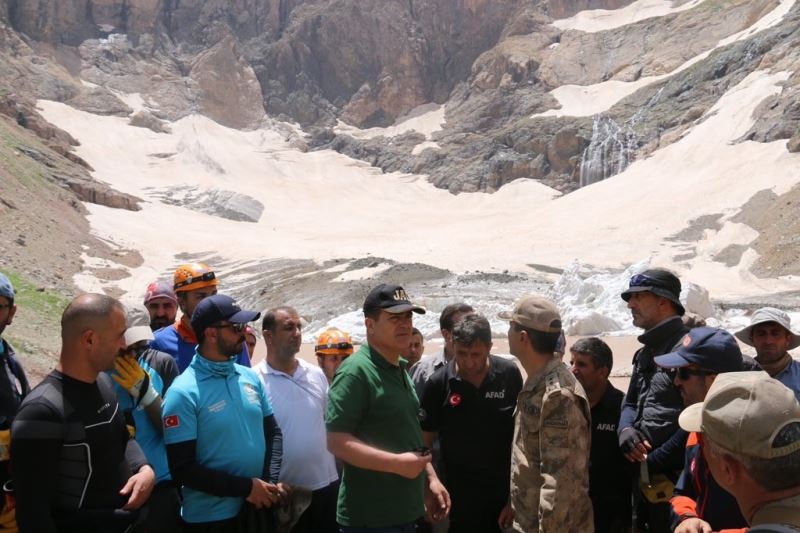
[173,262,218,293]
[315,328,354,357]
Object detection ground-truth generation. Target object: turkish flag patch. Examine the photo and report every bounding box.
[163,415,180,429]
[448,393,462,407]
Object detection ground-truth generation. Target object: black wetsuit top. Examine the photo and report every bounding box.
[11,370,149,533]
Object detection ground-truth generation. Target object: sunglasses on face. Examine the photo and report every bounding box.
[669,367,716,381]
[211,322,247,333]
[174,271,216,290]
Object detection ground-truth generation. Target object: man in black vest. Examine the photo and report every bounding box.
[617,269,689,533]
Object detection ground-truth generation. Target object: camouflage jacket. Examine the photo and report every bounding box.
[509,358,593,533]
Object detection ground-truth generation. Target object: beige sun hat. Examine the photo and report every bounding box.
[679,371,800,459]
[734,307,800,350]
[498,295,562,333]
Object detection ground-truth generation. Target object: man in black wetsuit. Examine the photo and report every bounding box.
[11,293,155,532]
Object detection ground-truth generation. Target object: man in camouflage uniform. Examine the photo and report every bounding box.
[499,295,593,532]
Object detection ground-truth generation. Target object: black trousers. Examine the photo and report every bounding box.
[291,481,339,533]
[145,481,182,533]
[183,517,238,533]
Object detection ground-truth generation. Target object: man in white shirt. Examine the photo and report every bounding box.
[254,306,339,533]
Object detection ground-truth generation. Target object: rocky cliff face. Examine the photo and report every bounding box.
[2,0,799,196]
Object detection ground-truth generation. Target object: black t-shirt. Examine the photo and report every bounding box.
[590,383,633,530]
[11,370,148,532]
[419,355,522,487]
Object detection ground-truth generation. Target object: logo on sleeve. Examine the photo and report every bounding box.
[163,415,180,429]
[448,393,462,407]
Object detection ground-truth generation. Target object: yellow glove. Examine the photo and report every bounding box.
[112,355,157,408]
[0,430,9,462]
[0,506,17,531]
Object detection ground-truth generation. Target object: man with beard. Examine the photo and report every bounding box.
[162,295,285,531]
[255,307,339,533]
[653,327,747,533]
[143,281,178,332]
[735,307,800,399]
[12,294,155,532]
[151,263,250,371]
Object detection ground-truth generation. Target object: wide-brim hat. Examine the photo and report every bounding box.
[734,307,800,350]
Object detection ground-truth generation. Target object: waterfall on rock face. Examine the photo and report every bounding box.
[578,87,664,188]
[578,116,637,187]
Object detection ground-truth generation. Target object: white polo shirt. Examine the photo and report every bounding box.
[254,358,338,490]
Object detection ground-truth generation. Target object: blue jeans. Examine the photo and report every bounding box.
[340,523,416,533]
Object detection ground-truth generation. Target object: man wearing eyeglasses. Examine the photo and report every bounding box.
[151,262,251,372]
[653,327,748,533]
[254,307,339,533]
[618,269,690,532]
[111,304,180,532]
[162,294,286,531]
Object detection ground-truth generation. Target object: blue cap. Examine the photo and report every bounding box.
[655,327,742,373]
[0,273,14,300]
[190,294,261,336]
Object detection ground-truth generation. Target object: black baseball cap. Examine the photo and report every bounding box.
[654,327,743,373]
[621,269,685,316]
[363,284,426,315]
[191,294,261,335]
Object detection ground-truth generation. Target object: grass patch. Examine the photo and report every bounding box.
[3,269,69,319]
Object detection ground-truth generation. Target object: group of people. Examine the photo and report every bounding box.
[0,263,798,533]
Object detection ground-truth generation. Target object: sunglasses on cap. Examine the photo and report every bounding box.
[628,273,659,287]
[174,271,216,290]
[211,322,247,333]
[315,342,353,351]
[668,367,716,381]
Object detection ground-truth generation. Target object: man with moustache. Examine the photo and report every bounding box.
[326,284,450,532]
[11,294,155,532]
[569,337,631,533]
[255,307,339,533]
[735,307,800,399]
[654,327,748,533]
[151,263,250,371]
[162,295,285,531]
[143,281,178,332]
[420,313,522,533]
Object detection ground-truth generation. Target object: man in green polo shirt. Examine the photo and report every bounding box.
[326,283,450,532]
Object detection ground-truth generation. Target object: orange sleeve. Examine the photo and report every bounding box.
[670,494,698,519]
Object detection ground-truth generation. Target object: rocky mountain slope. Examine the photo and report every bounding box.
[4,0,798,192]
[0,0,799,372]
